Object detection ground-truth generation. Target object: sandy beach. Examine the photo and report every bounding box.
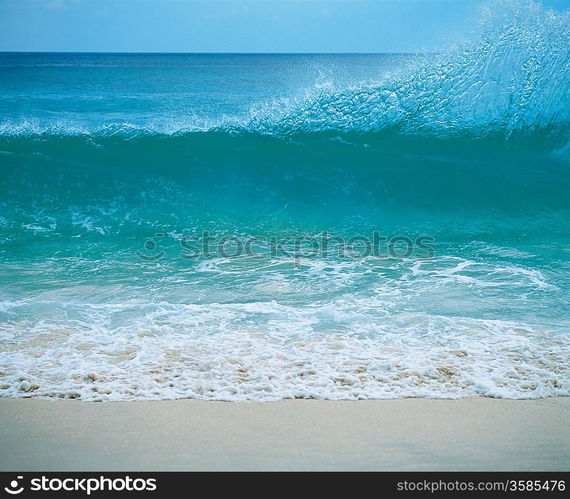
[0,397,568,471]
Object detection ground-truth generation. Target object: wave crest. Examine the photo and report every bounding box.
[245,0,569,137]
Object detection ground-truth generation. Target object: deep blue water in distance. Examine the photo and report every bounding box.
[0,52,419,130]
[0,2,569,401]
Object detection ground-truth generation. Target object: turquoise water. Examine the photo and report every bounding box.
[0,1,569,400]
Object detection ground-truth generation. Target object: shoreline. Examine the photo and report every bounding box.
[1,397,569,471]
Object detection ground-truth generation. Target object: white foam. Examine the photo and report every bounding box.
[0,254,568,401]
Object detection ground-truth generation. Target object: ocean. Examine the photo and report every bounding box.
[0,1,569,401]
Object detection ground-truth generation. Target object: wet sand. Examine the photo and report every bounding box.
[0,398,568,471]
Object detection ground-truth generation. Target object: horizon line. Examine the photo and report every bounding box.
[0,50,431,55]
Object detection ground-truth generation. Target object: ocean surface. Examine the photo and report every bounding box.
[1,1,569,401]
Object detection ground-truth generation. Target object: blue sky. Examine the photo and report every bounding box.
[0,0,566,53]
